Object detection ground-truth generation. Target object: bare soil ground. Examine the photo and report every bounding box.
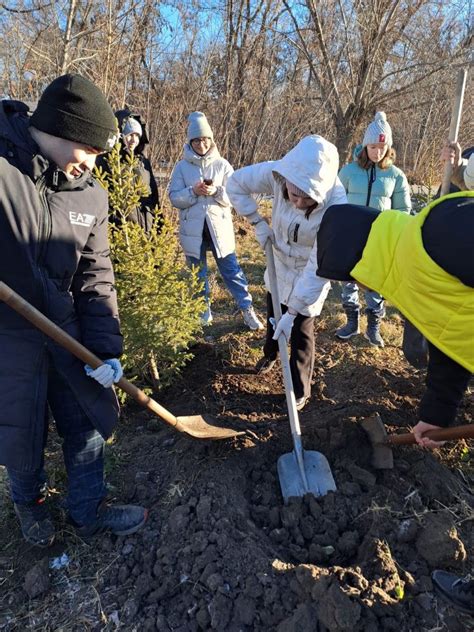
[0,219,472,631]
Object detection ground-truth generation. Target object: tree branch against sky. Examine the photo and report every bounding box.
[0,0,471,178]
[279,0,471,161]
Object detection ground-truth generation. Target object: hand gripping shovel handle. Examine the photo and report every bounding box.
[387,423,474,446]
[440,67,468,196]
[0,280,180,430]
[264,242,309,491]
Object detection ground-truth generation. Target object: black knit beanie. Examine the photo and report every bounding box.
[30,74,118,152]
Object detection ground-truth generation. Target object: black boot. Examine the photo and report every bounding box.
[432,571,474,614]
[74,501,148,538]
[14,499,55,547]
[365,310,384,347]
[335,308,360,340]
[255,356,277,374]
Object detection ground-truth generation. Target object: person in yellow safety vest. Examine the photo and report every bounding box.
[315,192,473,448]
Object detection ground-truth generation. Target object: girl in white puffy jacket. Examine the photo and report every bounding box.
[227,136,347,410]
[168,112,263,330]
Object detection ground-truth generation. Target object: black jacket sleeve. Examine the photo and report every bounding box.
[418,342,471,427]
[71,198,123,359]
[139,157,163,233]
[142,157,160,211]
[421,197,474,288]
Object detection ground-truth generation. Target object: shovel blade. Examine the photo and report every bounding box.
[175,415,246,440]
[278,450,336,503]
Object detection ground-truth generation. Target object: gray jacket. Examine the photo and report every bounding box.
[169,143,236,259]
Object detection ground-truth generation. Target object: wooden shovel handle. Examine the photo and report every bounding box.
[440,67,468,196]
[0,280,179,428]
[388,424,474,446]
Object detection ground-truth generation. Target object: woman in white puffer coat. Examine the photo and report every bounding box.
[227,136,347,410]
[169,112,263,330]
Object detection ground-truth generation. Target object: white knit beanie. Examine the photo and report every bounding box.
[362,112,393,147]
[122,117,142,138]
[187,111,213,142]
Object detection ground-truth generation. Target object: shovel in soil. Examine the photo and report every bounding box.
[362,413,474,469]
[0,281,244,441]
[265,242,336,502]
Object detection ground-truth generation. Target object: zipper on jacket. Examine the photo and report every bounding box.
[293,223,300,243]
[35,175,53,315]
[366,164,376,206]
[36,175,52,264]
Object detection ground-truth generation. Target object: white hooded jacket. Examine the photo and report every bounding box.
[168,143,235,259]
[227,136,347,316]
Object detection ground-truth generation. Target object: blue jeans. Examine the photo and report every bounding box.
[7,359,107,526]
[341,282,384,315]
[187,232,252,310]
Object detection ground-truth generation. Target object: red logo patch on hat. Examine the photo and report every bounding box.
[379,133,386,143]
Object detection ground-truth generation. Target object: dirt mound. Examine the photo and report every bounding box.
[93,408,470,631]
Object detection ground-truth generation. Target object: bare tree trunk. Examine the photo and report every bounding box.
[59,0,78,74]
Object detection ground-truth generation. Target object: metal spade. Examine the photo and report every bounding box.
[264,242,336,502]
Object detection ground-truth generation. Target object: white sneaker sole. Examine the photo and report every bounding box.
[335,330,360,340]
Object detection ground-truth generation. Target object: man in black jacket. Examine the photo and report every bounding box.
[0,74,147,547]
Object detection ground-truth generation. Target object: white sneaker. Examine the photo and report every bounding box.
[295,396,307,411]
[201,307,213,326]
[242,306,264,330]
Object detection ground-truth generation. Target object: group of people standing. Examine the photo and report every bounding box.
[0,74,472,616]
[109,104,413,383]
[168,109,411,410]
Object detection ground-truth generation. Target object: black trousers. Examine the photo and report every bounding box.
[263,292,315,400]
[419,341,472,427]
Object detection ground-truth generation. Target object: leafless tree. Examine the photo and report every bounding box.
[0,0,471,181]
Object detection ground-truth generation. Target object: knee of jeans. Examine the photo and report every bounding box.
[219,257,241,277]
[63,429,104,454]
[341,286,358,300]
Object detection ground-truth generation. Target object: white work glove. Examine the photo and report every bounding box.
[272,311,296,342]
[254,220,274,249]
[85,358,123,388]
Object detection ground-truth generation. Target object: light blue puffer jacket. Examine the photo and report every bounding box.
[338,144,411,212]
